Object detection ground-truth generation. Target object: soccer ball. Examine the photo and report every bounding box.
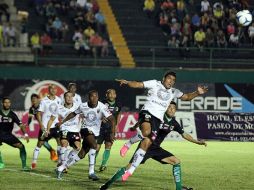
[236,10,253,26]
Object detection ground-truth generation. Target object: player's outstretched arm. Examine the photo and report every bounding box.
[115,79,144,88]
[180,85,208,101]
[182,133,207,147]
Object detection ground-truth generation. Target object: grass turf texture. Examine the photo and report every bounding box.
[0,139,253,190]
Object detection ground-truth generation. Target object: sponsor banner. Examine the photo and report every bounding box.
[195,112,254,141]
[0,79,254,112]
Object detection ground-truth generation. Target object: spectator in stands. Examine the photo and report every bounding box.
[210,16,219,32]
[0,22,3,47]
[168,35,180,48]
[52,17,63,40]
[72,28,83,41]
[181,22,192,40]
[201,0,210,13]
[19,18,29,47]
[0,3,10,22]
[40,32,52,55]
[201,12,210,29]
[191,13,200,32]
[86,10,96,29]
[89,33,103,57]
[30,32,41,54]
[70,0,77,9]
[217,29,227,47]
[194,27,206,50]
[205,28,215,47]
[91,0,100,14]
[61,21,69,42]
[143,0,155,18]
[176,0,185,22]
[34,0,45,16]
[229,31,239,47]
[77,0,87,8]
[248,22,254,46]
[74,37,90,56]
[45,19,54,38]
[101,39,109,57]
[46,2,56,18]
[6,23,16,47]
[95,11,106,34]
[161,0,174,11]
[84,26,95,39]
[213,3,224,28]
[159,13,171,35]
[227,22,235,38]
[170,18,181,38]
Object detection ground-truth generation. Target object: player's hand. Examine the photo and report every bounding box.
[197,85,208,95]
[24,133,29,143]
[199,140,207,147]
[115,79,128,86]
[129,126,137,131]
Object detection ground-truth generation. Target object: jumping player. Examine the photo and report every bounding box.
[0,97,30,171]
[100,101,207,190]
[28,93,58,161]
[55,90,115,180]
[115,71,208,181]
[31,84,62,169]
[97,89,121,172]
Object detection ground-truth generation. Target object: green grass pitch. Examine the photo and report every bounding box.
[0,139,253,190]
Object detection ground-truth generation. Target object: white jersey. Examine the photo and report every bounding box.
[142,80,183,121]
[60,93,82,106]
[38,96,62,129]
[75,101,112,136]
[55,104,80,132]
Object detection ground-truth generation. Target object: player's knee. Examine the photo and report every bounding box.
[91,143,97,150]
[78,149,86,159]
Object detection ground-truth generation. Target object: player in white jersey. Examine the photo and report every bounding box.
[115,71,208,181]
[60,83,82,106]
[31,84,62,169]
[47,91,81,167]
[55,90,115,180]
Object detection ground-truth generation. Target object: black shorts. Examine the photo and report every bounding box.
[138,110,161,140]
[38,128,60,142]
[130,144,174,164]
[60,131,81,148]
[0,132,22,147]
[80,128,97,150]
[97,127,111,145]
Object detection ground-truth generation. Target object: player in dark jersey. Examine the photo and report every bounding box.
[97,89,121,172]
[0,97,30,171]
[28,94,58,161]
[100,101,207,190]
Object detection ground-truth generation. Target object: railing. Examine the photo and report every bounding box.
[3,43,254,70]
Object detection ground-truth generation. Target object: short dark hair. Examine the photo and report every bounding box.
[68,83,77,89]
[2,97,10,103]
[64,91,73,98]
[170,101,176,106]
[88,90,98,98]
[30,93,39,100]
[164,71,176,78]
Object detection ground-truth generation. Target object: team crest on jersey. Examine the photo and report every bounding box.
[86,111,97,122]
[97,109,100,113]
[157,89,171,101]
[49,103,58,114]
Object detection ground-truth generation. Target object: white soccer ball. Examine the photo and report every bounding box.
[236,10,253,26]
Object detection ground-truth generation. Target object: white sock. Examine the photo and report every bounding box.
[32,146,41,163]
[57,146,61,164]
[126,132,143,148]
[60,147,67,164]
[88,149,96,175]
[64,148,72,165]
[58,150,80,172]
[127,148,146,174]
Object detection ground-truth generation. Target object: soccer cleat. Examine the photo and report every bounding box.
[99,184,109,190]
[50,150,58,161]
[121,171,132,181]
[0,163,5,169]
[55,169,63,180]
[182,186,193,190]
[88,173,100,181]
[99,165,107,172]
[63,168,68,174]
[22,166,31,172]
[120,144,129,157]
[31,162,37,169]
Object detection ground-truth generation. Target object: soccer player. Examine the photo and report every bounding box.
[47,91,81,166]
[55,90,115,180]
[28,93,58,161]
[60,83,82,106]
[115,71,208,181]
[100,101,207,190]
[0,97,30,170]
[97,89,121,172]
[31,84,62,169]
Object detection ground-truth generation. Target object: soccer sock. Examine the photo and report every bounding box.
[57,146,61,164]
[43,141,53,152]
[101,149,111,166]
[32,146,41,163]
[104,167,126,187]
[58,150,80,172]
[173,164,182,190]
[0,151,4,164]
[19,145,27,168]
[127,148,146,174]
[126,132,143,148]
[88,149,96,175]
[59,147,67,164]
